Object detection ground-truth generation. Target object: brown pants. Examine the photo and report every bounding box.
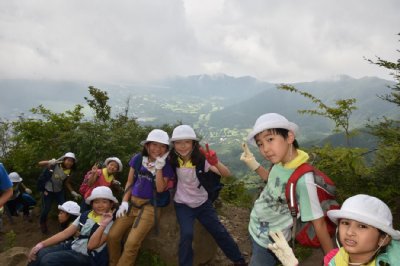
[107,196,158,266]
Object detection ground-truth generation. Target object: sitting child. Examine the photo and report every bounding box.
[27,186,117,266]
[58,201,81,231]
[6,172,33,221]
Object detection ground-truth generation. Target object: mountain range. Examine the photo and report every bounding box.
[0,74,397,145]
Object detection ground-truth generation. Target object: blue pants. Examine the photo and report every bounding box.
[249,235,277,266]
[174,200,244,266]
[28,243,90,266]
[40,191,65,224]
[6,193,30,216]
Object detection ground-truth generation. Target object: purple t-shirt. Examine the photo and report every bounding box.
[129,154,174,199]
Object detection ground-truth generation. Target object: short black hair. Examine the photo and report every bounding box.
[256,128,299,148]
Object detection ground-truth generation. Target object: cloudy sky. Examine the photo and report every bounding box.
[1,0,399,84]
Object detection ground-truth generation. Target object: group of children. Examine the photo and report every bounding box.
[1,112,399,266]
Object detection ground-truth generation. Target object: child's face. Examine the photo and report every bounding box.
[63,158,75,169]
[338,218,385,262]
[254,130,294,164]
[146,142,168,160]
[58,210,70,224]
[91,198,113,215]
[106,161,119,174]
[173,140,193,158]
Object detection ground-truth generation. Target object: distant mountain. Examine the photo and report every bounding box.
[0,75,396,145]
[208,75,397,142]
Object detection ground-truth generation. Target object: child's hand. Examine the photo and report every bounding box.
[116,201,129,218]
[240,143,261,171]
[28,242,44,262]
[91,163,99,172]
[48,158,57,166]
[155,152,170,170]
[267,231,298,266]
[25,188,32,194]
[99,211,114,227]
[199,144,219,166]
[71,191,81,201]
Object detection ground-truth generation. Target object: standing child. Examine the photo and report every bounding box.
[240,113,333,266]
[169,125,246,266]
[27,186,117,266]
[107,129,175,266]
[79,157,122,212]
[38,152,80,233]
[6,172,33,221]
[0,163,13,232]
[0,162,13,208]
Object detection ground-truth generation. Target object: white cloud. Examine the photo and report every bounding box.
[0,0,399,83]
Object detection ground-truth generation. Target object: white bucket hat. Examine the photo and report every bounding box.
[141,129,170,146]
[328,194,400,240]
[58,201,81,216]
[58,152,77,162]
[105,157,123,172]
[247,113,299,146]
[170,125,199,142]
[85,186,118,205]
[9,172,23,183]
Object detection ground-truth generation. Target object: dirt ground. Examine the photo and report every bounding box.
[0,204,323,265]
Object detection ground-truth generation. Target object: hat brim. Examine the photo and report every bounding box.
[85,194,119,205]
[247,121,298,146]
[170,137,199,142]
[141,140,170,146]
[57,156,77,163]
[11,177,23,183]
[328,209,400,240]
[58,205,81,216]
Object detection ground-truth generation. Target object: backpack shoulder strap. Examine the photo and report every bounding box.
[195,157,206,189]
[78,210,102,240]
[122,154,143,197]
[78,210,91,230]
[285,163,314,216]
[133,153,143,172]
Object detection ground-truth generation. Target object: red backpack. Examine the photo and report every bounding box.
[284,163,340,248]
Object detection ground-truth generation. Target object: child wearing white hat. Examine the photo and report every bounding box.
[58,201,81,231]
[38,152,80,233]
[79,156,122,212]
[6,172,34,221]
[107,129,175,266]
[265,194,400,266]
[324,194,400,266]
[241,113,334,265]
[28,186,117,266]
[169,125,247,266]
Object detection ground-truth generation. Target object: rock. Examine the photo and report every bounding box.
[142,202,218,265]
[0,247,29,266]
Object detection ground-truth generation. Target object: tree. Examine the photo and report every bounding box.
[366,33,400,106]
[366,33,400,211]
[278,84,357,146]
[84,86,111,123]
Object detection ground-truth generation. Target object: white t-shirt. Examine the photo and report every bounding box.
[174,159,211,208]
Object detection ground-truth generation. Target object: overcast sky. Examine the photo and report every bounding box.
[1,0,399,84]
